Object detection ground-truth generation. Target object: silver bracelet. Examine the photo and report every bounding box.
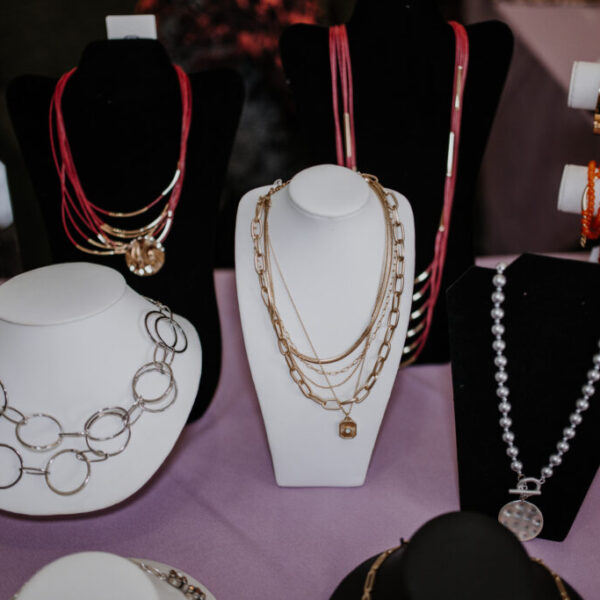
[0,298,188,496]
[131,560,207,600]
[10,558,207,600]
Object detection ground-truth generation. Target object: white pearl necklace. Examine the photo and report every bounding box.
[492,262,600,541]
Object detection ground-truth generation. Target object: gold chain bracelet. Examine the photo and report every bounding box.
[361,540,407,600]
[531,557,570,599]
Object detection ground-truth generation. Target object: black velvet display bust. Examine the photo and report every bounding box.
[330,512,582,599]
[7,40,244,422]
[280,0,513,364]
[447,254,600,541]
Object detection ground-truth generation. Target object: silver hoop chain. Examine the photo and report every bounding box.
[0,298,187,496]
[132,560,206,599]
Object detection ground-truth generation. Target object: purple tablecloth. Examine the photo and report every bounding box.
[1,269,599,599]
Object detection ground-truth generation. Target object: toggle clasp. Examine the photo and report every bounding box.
[509,477,542,500]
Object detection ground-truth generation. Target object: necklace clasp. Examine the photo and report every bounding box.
[509,477,542,500]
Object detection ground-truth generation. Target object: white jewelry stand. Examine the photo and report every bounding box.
[559,60,600,263]
[235,164,415,487]
[558,166,600,263]
[0,262,201,515]
[558,165,600,214]
[15,552,215,600]
[568,61,600,109]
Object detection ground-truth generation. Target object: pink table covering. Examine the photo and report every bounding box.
[0,268,598,599]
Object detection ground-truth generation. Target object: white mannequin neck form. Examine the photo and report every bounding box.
[14,551,216,600]
[235,165,415,486]
[0,263,202,515]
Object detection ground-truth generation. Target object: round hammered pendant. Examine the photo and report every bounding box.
[498,499,544,541]
[125,236,165,277]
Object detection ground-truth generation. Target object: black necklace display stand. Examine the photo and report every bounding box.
[280,0,513,363]
[448,254,600,541]
[7,39,244,422]
[330,511,582,599]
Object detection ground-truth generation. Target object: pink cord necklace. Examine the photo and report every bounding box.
[329,21,469,364]
[329,25,357,170]
[49,64,192,276]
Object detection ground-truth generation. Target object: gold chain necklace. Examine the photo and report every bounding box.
[251,173,406,438]
[295,248,398,381]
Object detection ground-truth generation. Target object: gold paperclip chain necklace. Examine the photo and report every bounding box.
[292,245,399,384]
[251,173,405,439]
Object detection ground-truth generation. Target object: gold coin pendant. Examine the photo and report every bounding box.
[125,236,166,277]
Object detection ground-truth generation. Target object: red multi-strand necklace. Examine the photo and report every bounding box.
[329,21,469,364]
[49,64,192,276]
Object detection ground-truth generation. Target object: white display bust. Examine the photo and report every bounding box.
[14,552,215,600]
[0,262,201,515]
[235,165,415,487]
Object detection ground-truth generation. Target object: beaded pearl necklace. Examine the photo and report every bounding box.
[491,262,599,541]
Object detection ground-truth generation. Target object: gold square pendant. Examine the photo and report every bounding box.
[339,416,357,439]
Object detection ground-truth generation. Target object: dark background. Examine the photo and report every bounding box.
[2,0,595,279]
[0,0,462,277]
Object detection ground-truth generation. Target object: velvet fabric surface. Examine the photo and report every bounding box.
[0,269,598,599]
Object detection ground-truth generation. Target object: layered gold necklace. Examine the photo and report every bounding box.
[251,174,406,438]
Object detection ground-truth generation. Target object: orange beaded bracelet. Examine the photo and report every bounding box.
[580,160,600,247]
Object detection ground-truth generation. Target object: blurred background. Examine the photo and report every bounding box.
[0,0,599,278]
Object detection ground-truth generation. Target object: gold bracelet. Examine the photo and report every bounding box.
[361,539,407,600]
[361,542,570,600]
[531,557,570,600]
